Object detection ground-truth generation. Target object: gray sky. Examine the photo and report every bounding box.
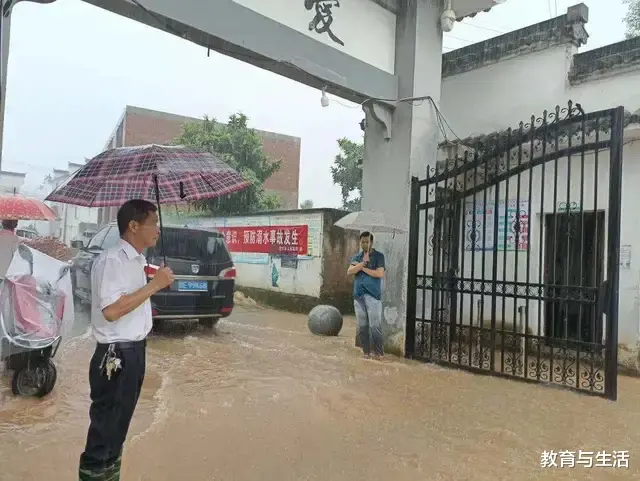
[2,0,629,206]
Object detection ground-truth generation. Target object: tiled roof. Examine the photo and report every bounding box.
[569,36,640,84]
[443,3,589,78]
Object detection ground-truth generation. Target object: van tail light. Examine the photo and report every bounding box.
[220,267,236,280]
[152,307,158,317]
[144,264,160,278]
[221,306,233,314]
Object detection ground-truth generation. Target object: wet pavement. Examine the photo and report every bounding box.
[1,305,640,480]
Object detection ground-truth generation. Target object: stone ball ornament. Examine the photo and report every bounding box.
[308,305,344,336]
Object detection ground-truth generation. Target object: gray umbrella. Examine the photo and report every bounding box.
[334,210,407,234]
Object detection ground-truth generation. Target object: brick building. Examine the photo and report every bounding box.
[97,105,301,225]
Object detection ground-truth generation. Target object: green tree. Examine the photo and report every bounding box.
[624,0,640,38]
[173,113,282,215]
[330,137,363,211]
[300,199,314,209]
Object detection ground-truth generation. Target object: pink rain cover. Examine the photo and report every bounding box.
[5,274,65,340]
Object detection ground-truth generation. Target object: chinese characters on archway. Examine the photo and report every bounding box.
[304,0,344,46]
[217,225,309,256]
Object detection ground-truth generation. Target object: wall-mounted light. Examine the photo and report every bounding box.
[321,88,329,108]
[359,118,366,131]
[440,0,456,33]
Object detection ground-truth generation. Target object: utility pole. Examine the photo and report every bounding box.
[0,4,5,173]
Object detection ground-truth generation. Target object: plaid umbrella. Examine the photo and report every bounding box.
[45,144,251,263]
[45,144,251,207]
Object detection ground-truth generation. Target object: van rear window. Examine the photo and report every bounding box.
[148,229,230,262]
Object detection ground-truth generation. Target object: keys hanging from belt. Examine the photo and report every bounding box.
[99,344,122,380]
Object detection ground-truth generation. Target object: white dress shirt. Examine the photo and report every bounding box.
[90,239,152,344]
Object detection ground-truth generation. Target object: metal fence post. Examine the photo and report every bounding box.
[404,176,420,358]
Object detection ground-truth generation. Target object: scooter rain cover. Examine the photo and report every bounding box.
[0,244,75,357]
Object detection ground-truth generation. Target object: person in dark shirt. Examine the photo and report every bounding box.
[347,231,385,359]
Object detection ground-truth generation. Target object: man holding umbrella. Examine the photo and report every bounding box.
[347,231,386,360]
[42,144,251,477]
[335,211,405,361]
[78,199,174,480]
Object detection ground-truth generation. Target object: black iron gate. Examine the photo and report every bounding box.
[405,102,624,400]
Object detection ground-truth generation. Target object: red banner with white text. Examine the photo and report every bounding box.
[216,225,309,255]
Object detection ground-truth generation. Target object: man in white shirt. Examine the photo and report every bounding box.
[78,199,174,481]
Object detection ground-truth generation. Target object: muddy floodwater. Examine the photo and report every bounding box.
[1,306,640,480]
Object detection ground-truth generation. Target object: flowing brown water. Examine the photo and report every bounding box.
[1,306,640,480]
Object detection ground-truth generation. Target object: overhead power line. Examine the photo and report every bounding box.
[461,21,505,35]
[443,33,475,44]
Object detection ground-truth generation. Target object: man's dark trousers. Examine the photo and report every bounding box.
[79,339,146,481]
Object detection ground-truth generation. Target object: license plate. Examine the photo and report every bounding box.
[177,280,208,292]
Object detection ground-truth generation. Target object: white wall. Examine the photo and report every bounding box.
[441,46,640,140]
[63,203,99,244]
[0,171,24,194]
[616,141,640,346]
[166,210,325,298]
[42,173,67,240]
[439,42,640,347]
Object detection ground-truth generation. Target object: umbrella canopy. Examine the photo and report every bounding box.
[45,144,251,207]
[0,195,58,221]
[334,210,407,234]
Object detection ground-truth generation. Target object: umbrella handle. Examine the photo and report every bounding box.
[153,175,167,266]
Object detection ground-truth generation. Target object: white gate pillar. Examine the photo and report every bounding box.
[360,0,444,355]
